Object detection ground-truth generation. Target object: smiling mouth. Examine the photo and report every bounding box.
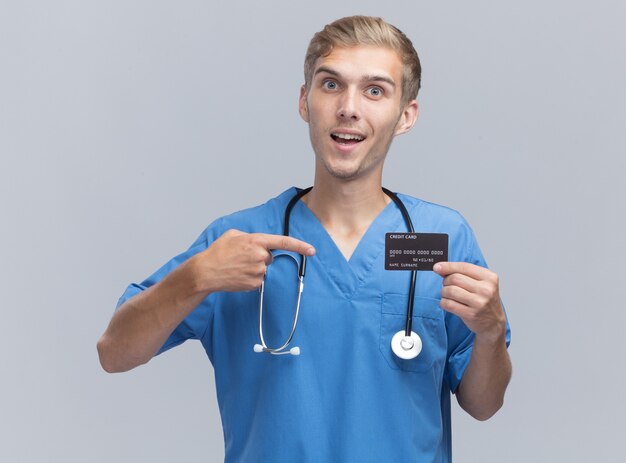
[331,132,366,145]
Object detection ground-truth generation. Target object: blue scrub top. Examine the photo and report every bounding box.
[117,187,511,463]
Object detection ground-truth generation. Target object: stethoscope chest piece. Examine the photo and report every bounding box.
[391,330,422,360]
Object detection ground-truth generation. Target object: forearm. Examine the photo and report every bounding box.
[97,230,316,373]
[97,256,209,373]
[456,330,512,421]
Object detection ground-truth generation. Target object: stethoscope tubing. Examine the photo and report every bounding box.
[289,187,417,338]
[381,187,417,337]
[255,186,418,356]
[254,188,311,355]
[257,273,304,354]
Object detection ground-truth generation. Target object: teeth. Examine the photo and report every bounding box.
[333,133,364,141]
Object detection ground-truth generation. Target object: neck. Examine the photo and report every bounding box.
[302,171,390,234]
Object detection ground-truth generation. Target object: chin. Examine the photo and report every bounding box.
[329,171,359,181]
[322,162,362,181]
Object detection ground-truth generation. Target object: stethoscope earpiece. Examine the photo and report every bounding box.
[254,343,301,356]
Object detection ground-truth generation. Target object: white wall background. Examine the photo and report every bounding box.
[1,1,624,461]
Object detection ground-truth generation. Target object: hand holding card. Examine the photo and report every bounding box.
[433,262,506,343]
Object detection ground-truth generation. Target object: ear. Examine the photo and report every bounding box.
[299,85,310,123]
[394,99,419,136]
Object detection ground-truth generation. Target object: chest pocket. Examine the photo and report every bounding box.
[379,294,447,373]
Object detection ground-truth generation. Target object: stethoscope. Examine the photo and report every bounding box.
[253,187,422,360]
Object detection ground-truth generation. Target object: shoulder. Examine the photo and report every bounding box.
[395,192,470,228]
[393,192,480,262]
[194,187,299,245]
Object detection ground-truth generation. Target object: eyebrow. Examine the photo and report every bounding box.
[314,66,396,88]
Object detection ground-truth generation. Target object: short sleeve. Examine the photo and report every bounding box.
[444,225,512,393]
[115,219,223,356]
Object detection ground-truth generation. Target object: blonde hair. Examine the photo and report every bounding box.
[304,16,422,106]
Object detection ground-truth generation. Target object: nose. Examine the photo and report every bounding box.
[336,88,360,121]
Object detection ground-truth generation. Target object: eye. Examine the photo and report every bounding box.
[367,86,383,97]
[322,80,338,90]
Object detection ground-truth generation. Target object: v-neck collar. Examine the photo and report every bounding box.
[290,197,405,299]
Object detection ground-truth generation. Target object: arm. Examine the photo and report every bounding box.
[455,327,511,420]
[433,262,512,421]
[97,230,315,373]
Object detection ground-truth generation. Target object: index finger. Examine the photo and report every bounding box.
[433,261,490,280]
[255,233,316,256]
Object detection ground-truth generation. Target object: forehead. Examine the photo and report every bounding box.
[312,45,403,84]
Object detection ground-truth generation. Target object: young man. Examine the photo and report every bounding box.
[98,16,511,462]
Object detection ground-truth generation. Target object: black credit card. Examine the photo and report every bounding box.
[385,233,449,271]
